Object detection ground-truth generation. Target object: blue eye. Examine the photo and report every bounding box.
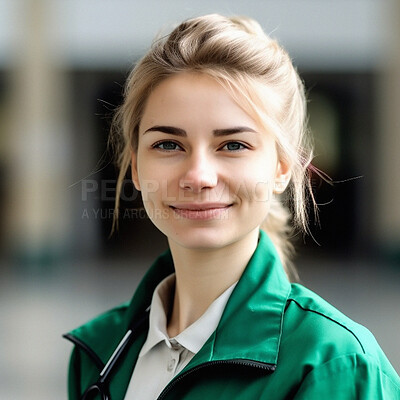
[153,141,182,151]
[222,142,246,151]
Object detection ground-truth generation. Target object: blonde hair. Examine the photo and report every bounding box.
[109,14,314,280]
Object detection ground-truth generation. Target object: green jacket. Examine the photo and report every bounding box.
[65,231,400,399]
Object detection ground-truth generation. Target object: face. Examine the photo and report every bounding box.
[131,72,290,251]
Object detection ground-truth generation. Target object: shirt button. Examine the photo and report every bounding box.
[167,358,176,372]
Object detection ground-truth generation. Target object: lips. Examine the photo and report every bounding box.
[169,203,232,220]
[170,203,231,210]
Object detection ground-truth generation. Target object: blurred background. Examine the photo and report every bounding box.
[0,0,399,398]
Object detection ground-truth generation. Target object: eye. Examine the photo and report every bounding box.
[152,140,183,151]
[221,141,248,151]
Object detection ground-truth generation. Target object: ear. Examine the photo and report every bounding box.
[131,151,141,191]
[274,160,291,194]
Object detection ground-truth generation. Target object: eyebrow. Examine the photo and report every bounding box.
[143,125,257,136]
[213,127,258,136]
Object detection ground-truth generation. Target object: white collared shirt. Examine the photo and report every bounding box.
[124,273,237,400]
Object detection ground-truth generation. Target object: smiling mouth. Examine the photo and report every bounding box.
[169,203,232,220]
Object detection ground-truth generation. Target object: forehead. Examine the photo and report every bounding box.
[139,72,260,132]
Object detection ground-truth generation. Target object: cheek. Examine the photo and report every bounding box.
[139,180,160,203]
[253,181,274,203]
[233,161,277,202]
[138,167,180,203]
[137,165,160,201]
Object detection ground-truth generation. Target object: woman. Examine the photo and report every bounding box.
[64,14,400,399]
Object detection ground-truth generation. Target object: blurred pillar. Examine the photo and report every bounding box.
[5,0,72,269]
[376,0,400,261]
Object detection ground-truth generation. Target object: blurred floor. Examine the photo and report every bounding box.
[0,256,399,399]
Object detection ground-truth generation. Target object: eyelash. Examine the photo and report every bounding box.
[151,140,250,152]
[220,141,249,152]
[151,140,183,151]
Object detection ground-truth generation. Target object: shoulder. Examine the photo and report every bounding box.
[286,283,373,353]
[281,283,400,387]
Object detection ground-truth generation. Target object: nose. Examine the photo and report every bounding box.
[179,151,218,193]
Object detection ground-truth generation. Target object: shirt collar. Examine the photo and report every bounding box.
[139,273,237,357]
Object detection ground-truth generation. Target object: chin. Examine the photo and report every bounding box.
[167,226,242,252]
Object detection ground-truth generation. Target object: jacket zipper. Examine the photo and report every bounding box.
[157,359,276,400]
[65,334,276,400]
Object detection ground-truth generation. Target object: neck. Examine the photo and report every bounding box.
[166,229,259,337]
